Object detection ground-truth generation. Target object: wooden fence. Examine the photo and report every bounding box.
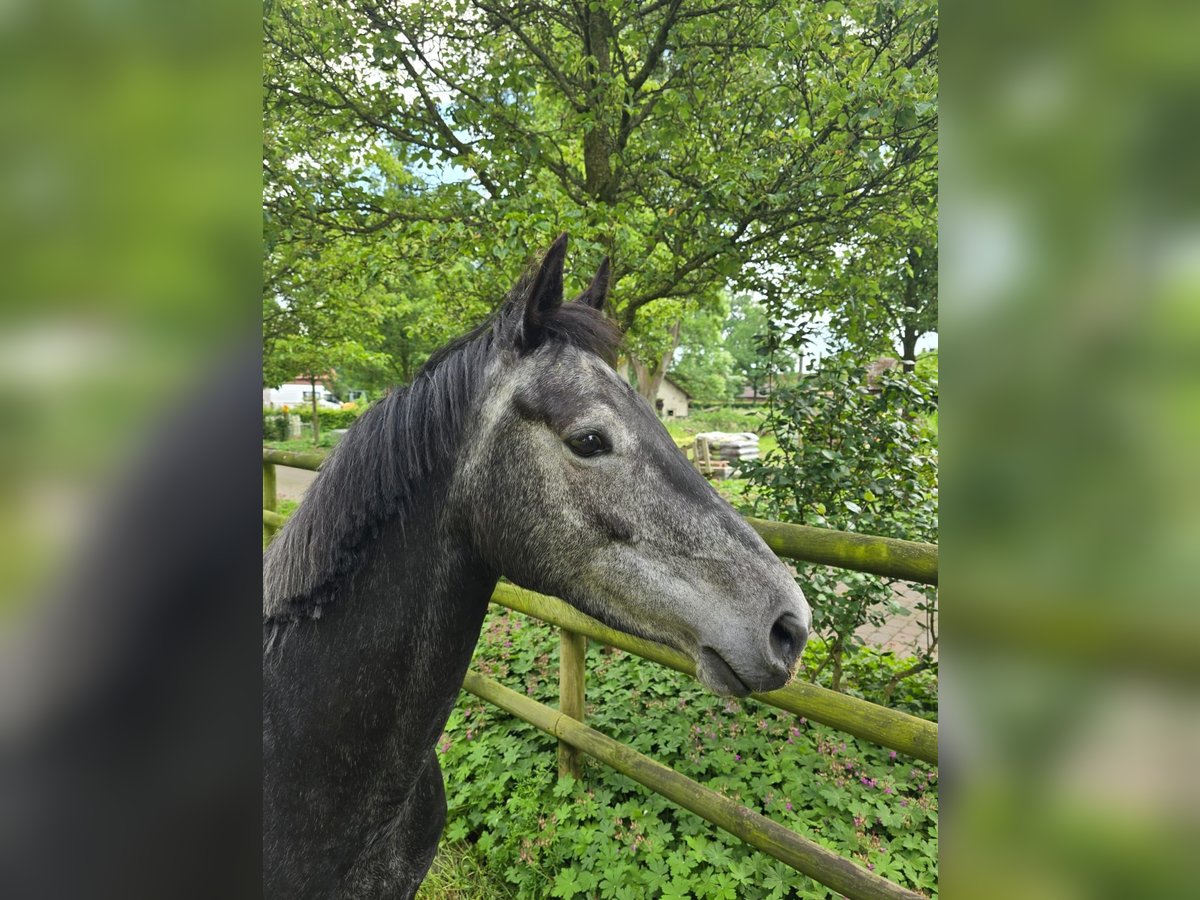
[263,448,938,900]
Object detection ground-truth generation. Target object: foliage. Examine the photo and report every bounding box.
[429,607,937,899]
[824,230,937,369]
[667,296,740,403]
[264,403,365,443]
[263,0,938,396]
[781,178,937,368]
[914,349,938,381]
[292,404,366,431]
[724,294,802,397]
[736,355,938,689]
[263,410,290,442]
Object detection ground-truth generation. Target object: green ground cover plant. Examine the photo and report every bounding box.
[424,607,938,899]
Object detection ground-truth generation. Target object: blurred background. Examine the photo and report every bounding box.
[0,1,261,898]
[0,0,1196,896]
[943,0,1200,896]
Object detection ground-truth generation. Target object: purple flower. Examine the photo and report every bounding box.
[889,750,897,761]
[785,802,793,811]
[734,754,741,761]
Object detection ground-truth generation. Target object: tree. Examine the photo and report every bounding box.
[893,236,937,371]
[263,229,387,444]
[724,293,799,397]
[668,294,738,403]
[263,0,938,395]
[797,178,938,369]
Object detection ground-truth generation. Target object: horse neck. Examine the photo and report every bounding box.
[265,484,497,757]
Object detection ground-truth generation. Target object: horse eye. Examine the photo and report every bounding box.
[567,432,608,457]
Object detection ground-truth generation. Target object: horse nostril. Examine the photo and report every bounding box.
[769,612,808,669]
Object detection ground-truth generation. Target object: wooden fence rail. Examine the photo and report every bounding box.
[463,672,923,900]
[491,583,938,764]
[262,447,939,898]
[262,448,326,471]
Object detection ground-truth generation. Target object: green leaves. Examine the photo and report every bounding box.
[428,608,938,899]
[736,355,939,688]
[265,0,937,398]
[549,867,586,898]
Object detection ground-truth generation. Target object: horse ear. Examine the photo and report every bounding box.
[574,256,610,311]
[522,233,568,342]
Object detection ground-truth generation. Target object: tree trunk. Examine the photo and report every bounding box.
[581,6,617,202]
[630,356,667,405]
[630,319,682,405]
[829,636,845,693]
[901,325,918,373]
[899,245,924,373]
[310,376,321,446]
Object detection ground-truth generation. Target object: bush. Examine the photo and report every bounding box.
[262,409,289,442]
[294,404,367,431]
[430,608,938,899]
[735,355,938,689]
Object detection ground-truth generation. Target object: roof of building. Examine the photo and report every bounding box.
[661,375,692,398]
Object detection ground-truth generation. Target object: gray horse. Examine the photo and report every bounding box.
[263,235,810,898]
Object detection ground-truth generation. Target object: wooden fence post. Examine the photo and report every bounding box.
[263,461,277,545]
[557,628,587,779]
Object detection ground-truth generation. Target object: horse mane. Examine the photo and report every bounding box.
[263,272,621,623]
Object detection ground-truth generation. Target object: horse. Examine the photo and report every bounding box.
[263,234,811,898]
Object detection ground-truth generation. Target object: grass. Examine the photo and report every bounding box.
[263,434,341,453]
[417,841,513,900]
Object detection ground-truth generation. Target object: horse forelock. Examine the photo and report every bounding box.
[262,286,621,625]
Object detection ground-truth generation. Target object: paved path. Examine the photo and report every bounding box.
[275,465,317,502]
[269,466,934,654]
[854,582,936,658]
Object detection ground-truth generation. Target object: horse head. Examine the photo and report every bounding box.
[452,235,810,697]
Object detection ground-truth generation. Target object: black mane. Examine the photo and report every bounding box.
[263,276,621,623]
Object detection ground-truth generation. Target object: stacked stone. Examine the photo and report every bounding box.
[694,432,760,461]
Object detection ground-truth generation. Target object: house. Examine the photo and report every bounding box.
[654,377,691,419]
[736,383,771,403]
[263,373,341,410]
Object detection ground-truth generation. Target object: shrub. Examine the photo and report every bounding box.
[735,355,938,689]
[294,404,367,431]
[430,608,938,899]
[262,409,289,442]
